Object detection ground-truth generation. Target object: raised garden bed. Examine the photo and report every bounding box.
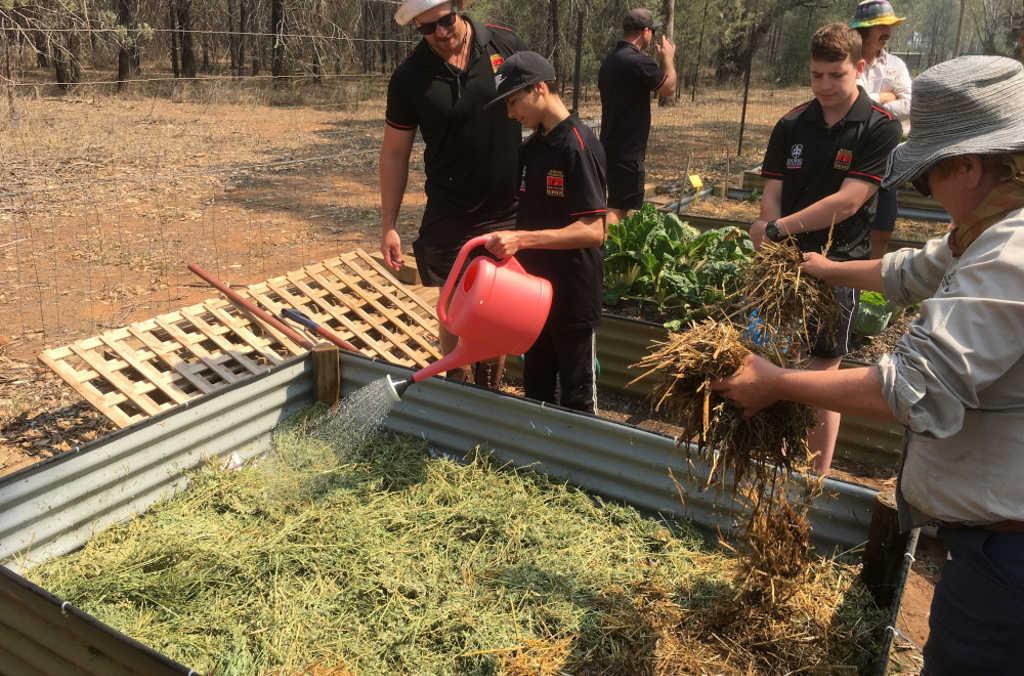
[0,353,914,674]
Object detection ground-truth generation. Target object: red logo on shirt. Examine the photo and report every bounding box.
[490,54,505,73]
[546,170,565,197]
[834,148,854,171]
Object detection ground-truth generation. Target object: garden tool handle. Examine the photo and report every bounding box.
[437,234,491,328]
[281,308,319,333]
[279,308,360,354]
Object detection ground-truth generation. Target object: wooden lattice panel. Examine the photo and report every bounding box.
[40,249,441,428]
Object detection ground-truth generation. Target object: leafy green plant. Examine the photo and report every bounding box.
[604,204,753,325]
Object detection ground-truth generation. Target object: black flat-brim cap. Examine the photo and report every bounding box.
[623,8,662,31]
[485,51,557,108]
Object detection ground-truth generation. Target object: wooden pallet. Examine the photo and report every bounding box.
[40,249,441,429]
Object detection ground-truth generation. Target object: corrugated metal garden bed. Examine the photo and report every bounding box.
[0,354,913,675]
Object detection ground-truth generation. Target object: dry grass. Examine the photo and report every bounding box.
[633,320,815,490]
[28,421,886,674]
[733,238,842,355]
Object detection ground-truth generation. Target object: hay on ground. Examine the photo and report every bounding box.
[28,421,884,675]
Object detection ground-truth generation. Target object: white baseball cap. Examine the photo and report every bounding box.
[394,0,474,26]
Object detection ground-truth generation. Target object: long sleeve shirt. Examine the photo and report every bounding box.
[876,208,1024,528]
[858,50,912,134]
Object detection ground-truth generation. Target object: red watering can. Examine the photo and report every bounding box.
[387,234,552,399]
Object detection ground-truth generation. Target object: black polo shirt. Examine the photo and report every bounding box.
[597,41,666,161]
[517,116,608,329]
[761,87,902,261]
[385,18,525,245]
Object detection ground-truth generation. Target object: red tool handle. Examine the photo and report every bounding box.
[188,263,316,351]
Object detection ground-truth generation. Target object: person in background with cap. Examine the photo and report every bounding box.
[598,8,676,225]
[752,23,901,474]
[380,0,525,386]
[714,55,1024,674]
[851,0,913,259]
[483,52,607,414]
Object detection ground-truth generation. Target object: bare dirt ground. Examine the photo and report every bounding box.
[0,78,933,671]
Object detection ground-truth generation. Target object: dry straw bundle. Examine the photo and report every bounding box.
[632,319,816,490]
[733,238,842,356]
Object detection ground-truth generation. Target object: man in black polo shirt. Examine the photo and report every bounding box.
[483,52,607,414]
[381,0,526,384]
[752,22,901,474]
[598,8,676,224]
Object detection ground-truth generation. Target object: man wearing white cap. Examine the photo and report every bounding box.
[380,0,525,385]
[713,56,1024,673]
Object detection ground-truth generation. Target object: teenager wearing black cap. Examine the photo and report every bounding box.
[483,52,608,414]
[380,0,526,386]
[598,8,676,224]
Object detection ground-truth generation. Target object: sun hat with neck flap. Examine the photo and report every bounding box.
[883,56,1024,190]
[394,0,474,26]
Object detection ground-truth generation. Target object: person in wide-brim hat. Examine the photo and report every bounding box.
[884,55,1024,189]
[713,54,1024,676]
[850,0,905,29]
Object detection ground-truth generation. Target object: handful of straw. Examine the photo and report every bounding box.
[733,238,842,357]
[632,320,815,490]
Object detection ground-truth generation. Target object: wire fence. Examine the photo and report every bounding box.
[0,1,867,364]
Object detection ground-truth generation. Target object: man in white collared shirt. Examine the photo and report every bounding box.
[852,0,912,258]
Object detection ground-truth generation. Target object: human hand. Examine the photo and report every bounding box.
[381,229,404,271]
[877,92,897,104]
[710,353,784,418]
[800,252,837,285]
[749,220,769,251]
[656,36,676,62]
[485,231,522,259]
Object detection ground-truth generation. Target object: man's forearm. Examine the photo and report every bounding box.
[379,152,410,233]
[517,218,605,250]
[778,192,861,235]
[660,58,677,97]
[776,366,896,422]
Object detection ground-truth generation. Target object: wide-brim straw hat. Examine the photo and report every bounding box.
[394,0,474,26]
[883,56,1024,189]
[850,0,906,29]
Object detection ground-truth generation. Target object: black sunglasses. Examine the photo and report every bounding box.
[416,11,458,35]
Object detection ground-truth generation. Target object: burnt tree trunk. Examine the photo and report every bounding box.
[238,0,248,76]
[270,0,285,83]
[176,0,197,79]
[53,33,82,89]
[34,32,49,68]
[117,0,134,90]
[169,1,180,77]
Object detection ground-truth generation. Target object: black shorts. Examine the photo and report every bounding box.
[808,286,859,359]
[871,187,897,233]
[412,217,515,287]
[606,158,645,211]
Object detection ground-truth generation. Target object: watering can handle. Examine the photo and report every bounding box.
[437,234,490,327]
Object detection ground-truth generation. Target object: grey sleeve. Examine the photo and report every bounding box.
[880,236,953,306]
[877,229,1024,437]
